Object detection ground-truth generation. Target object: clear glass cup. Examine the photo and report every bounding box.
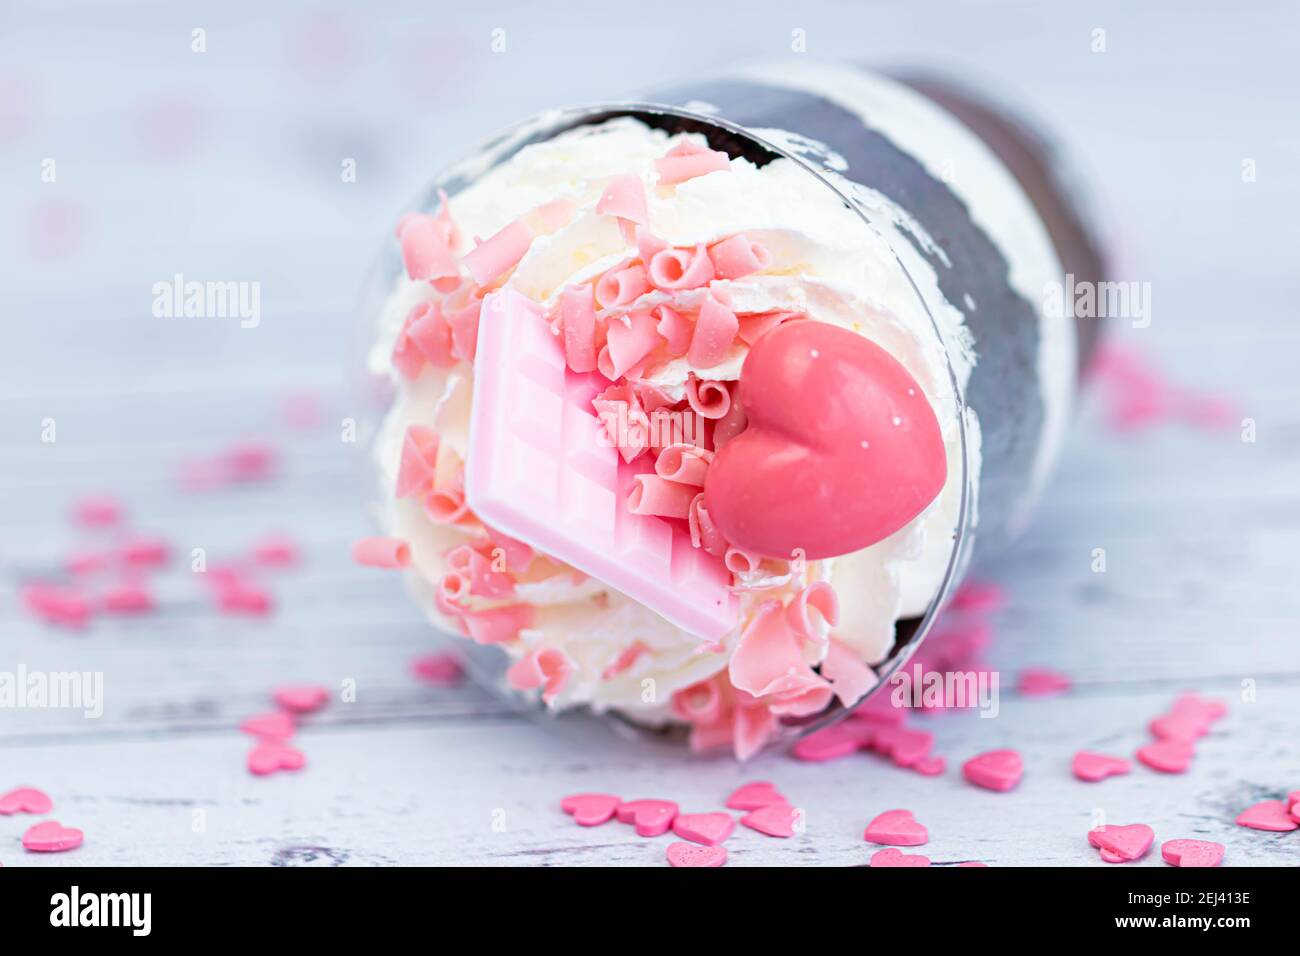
[359,62,1108,751]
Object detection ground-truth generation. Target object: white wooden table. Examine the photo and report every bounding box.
[2,1,1297,866]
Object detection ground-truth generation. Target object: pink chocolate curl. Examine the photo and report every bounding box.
[648,244,715,291]
[684,376,732,419]
[598,311,659,381]
[463,603,535,645]
[708,234,771,279]
[560,284,598,373]
[655,142,730,185]
[687,293,738,369]
[595,174,648,225]
[506,646,572,703]
[655,443,711,486]
[785,581,838,644]
[627,473,697,519]
[736,310,801,346]
[395,425,440,499]
[594,263,650,309]
[461,220,533,286]
[724,547,761,576]
[405,301,456,369]
[654,304,693,356]
[688,493,728,556]
[399,213,458,283]
[351,536,410,569]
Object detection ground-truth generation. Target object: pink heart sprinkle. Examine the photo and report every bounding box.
[672,812,735,846]
[616,799,678,837]
[864,809,928,847]
[22,820,83,853]
[870,847,930,867]
[247,741,306,776]
[1017,667,1071,696]
[411,652,463,686]
[1161,839,1225,868]
[725,781,787,811]
[560,793,621,827]
[0,786,53,815]
[1088,823,1154,861]
[912,755,946,776]
[1137,738,1194,773]
[239,711,295,740]
[1234,800,1298,832]
[961,749,1024,791]
[1149,712,1210,741]
[273,684,330,715]
[791,723,867,762]
[740,802,798,838]
[666,841,727,867]
[1072,750,1131,782]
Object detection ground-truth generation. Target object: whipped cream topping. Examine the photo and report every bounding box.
[369,116,979,742]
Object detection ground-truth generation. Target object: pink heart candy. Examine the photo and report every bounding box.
[869,847,930,867]
[247,741,306,776]
[22,820,83,853]
[870,726,935,767]
[703,321,947,560]
[273,684,330,715]
[725,781,787,811]
[1149,713,1210,741]
[912,755,946,776]
[1161,839,1225,868]
[616,799,678,837]
[1137,739,1194,773]
[239,711,295,740]
[1017,667,1071,696]
[1234,799,1299,832]
[961,749,1024,791]
[864,809,928,847]
[740,802,798,838]
[560,793,621,827]
[672,812,736,846]
[1088,823,1154,861]
[666,841,727,867]
[1072,750,1131,782]
[0,786,53,815]
[792,723,868,762]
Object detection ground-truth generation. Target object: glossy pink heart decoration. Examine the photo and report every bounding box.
[0,786,53,815]
[740,802,798,838]
[961,749,1024,792]
[864,809,928,847]
[703,321,946,560]
[672,812,736,846]
[1161,839,1225,867]
[869,847,930,867]
[616,799,679,837]
[1235,800,1298,832]
[666,841,727,867]
[1072,750,1131,782]
[1088,823,1154,862]
[22,820,83,852]
[560,793,621,827]
[247,741,306,776]
[725,781,787,811]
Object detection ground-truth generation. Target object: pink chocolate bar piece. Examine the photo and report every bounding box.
[466,289,738,639]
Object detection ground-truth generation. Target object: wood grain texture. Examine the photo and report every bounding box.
[1,0,1297,866]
